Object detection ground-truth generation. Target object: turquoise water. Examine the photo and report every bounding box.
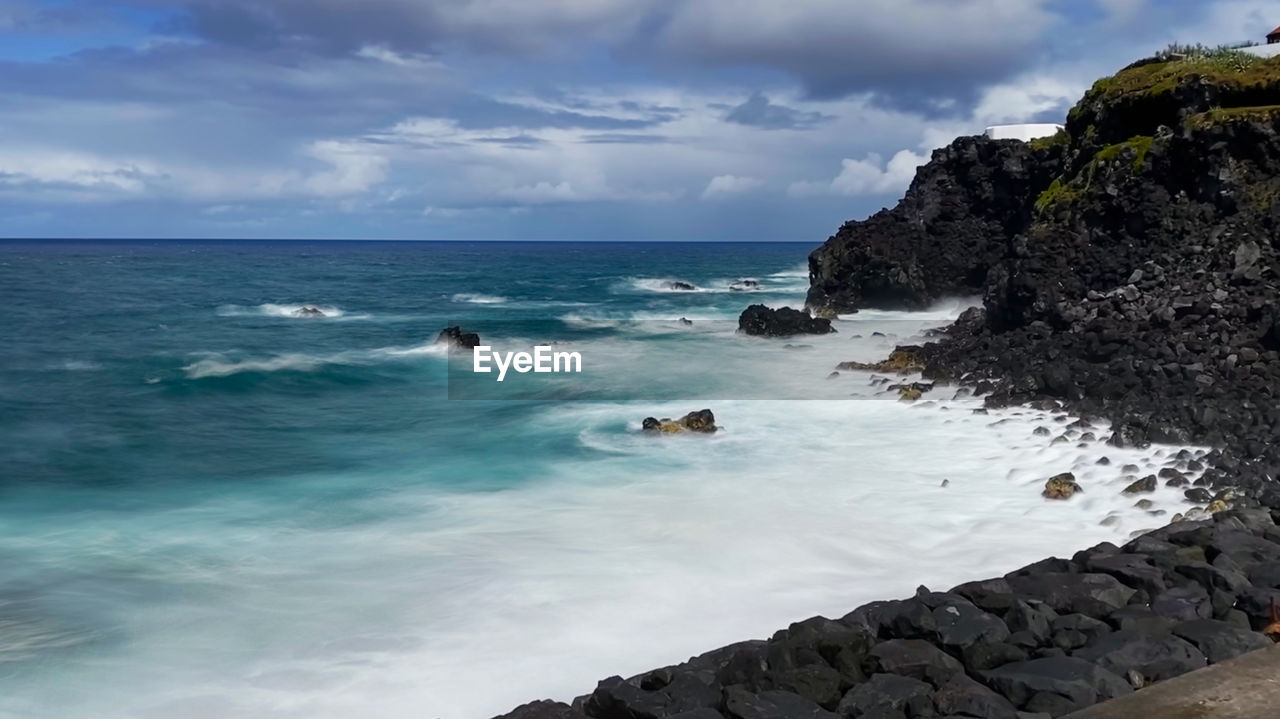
[0,241,1203,718]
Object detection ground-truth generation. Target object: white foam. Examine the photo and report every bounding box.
[216,304,357,320]
[182,342,447,378]
[451,294,509,305]
[8,299,1214,719]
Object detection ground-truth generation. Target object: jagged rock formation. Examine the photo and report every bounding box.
[738,305,835,337]
[809,51,1280,497]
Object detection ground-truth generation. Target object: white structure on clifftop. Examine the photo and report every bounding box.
[984,123,1064,143]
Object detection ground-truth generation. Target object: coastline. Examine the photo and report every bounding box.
[495,49,1280,719]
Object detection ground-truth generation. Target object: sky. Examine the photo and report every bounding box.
[0,0,1277,240]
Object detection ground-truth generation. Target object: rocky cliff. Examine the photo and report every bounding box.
[809,50,1280,498]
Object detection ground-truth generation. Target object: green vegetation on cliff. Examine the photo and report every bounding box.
[1036,49,1280,214]
[1071,46,1275,119]
[1094,135,1154,173]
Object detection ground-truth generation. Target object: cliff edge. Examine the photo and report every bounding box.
[809,49,1280,496]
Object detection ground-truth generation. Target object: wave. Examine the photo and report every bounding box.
[182,342,449,379]
[57,360,102,372]
[216,303,358,320]
[628,278,704,293]
[451,294,509,305]
[622,275,807,296]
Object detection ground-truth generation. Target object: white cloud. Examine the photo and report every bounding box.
[701,174,764,199]
[789,149,928,198]
[301,140,389,196]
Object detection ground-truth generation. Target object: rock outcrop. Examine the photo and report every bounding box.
[436,326,481,349]
[738,306,835,337]
[293,305,327,318]
[642,410,719,434]
[806,50,1280,500]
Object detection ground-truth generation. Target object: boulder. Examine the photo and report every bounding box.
[932,602,1010,650]
[738,305,835,337]
[1042,474,1081,500]
[863,639,964,687]
[982,657,1132,715]
[1005,573,1134,616]
[723,688,838,719]
[1071,631,1206,685]
[932,674,1019,719]
[1150,585,1212,622]
[584,672,721,719]
[1171,619,1273,664]
[1121,476,1157,495]
[437,326,481,349]
[642,410,718,435]
[835,673,934,719]
[668,281,697,291]
[492,701,587,719]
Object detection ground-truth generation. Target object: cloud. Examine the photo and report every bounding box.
[724,93,834,130]
[654,0,1056,103]
[789,150,928,198]
[701,175,764,199]
[149,0,1060,108]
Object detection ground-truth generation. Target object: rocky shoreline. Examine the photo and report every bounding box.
[499,507,1280,719]
[807,49,1280,507]
[494,49,1280,719]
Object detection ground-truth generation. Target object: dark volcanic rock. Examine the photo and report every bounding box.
[1005,573,1135,616]
[932,601,1010,650]
[863,639,964,687]
[802,54,1280,499]
[982,656,1132,715]
[932,674,1019,719]
[1172,618,1273,664]
[584,673,720,719]
[436,325,481,349]
[1071,631,1206,685]
[738,305,835,337]
[494,701,588,719]
[835,673,933,718]
[806,135,1064,313]
[724,688,837,719]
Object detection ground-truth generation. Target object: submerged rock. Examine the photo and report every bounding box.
[738,305,834,337]
[293,305,327,318]
[837,347,925,374]
[641,410,718,435]
[436,326,481,349]
[667,281,697,291]
[1043,473,1082,500]
[729,279,760,292]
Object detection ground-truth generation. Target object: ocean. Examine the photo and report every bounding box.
[0,240,1203,718]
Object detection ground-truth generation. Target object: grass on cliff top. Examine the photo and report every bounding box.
[1079,45,1279,106]
[1187,104,1280,128]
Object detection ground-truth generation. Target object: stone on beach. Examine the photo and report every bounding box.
[1043,473,1082,500]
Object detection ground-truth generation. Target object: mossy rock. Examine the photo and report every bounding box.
[837,348,926,374]
[641,409,718,435]
[1043,472,1082,500]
